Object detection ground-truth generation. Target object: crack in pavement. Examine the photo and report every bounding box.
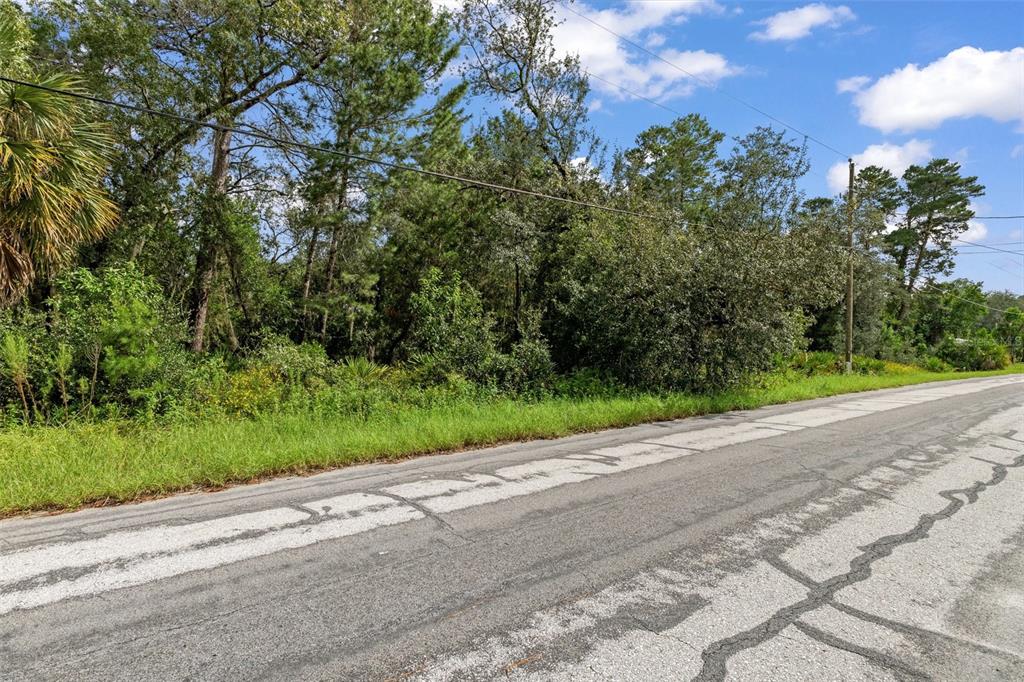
[693,452,1024,681]
[829,601,1024,664]
[791,620,929,681]
[629,615,701,653]
[794,462,909,508]
[370,491,471,543]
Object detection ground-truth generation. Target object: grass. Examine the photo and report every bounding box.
[1,365,1021,516]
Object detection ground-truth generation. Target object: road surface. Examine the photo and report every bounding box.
[1,375,1022,681]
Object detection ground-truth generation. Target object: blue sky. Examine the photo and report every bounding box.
[482,1,1023,293]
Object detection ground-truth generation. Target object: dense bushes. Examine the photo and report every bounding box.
[935,332,1010,371]
[550,215,837,391]
[0,266,208,423]
[406,268,553,392]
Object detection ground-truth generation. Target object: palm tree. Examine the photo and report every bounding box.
[0,4,118,306]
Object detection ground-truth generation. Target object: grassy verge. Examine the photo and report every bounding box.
[1,365,1020,516]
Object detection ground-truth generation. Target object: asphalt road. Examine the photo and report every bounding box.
[1,376,1022,681]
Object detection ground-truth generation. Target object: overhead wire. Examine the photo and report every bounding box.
[5,76,1017,307]
[0,75,660,220]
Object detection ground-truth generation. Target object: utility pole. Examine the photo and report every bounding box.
[845,158,855,374]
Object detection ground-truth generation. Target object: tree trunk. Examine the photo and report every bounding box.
[189,124,233,352]
[299,219,321,340]
[320,165,350,342]
[898,212,933,321]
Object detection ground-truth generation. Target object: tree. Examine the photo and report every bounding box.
[0,2,117,306]
[911,278,985,346]
[614,114,724,212]
[883,159,984,313]
[996,307,1024,361]
[293,0,461,347]
[799,198,894,356]
[713,127,810,234]
[48,0,350,350]
[461,0,595,182]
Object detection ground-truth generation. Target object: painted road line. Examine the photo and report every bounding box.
[647,421,801,451]
[756,406,874,428]
[417,403,1024,681]
[383,444,690,514]
[0,507,310,586]
[0,493,421,615]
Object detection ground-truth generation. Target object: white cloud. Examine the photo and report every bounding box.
[1011,144,1024,159]
[551,1,741,102]
[962,219,988,242]
[750,4,855,42]
[963,203,988,242]
[827,139,933,193]
[646,33,666,49]
[836,75,869,94]
[843,46,1024,133]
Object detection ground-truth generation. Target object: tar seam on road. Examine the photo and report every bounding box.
[693,452,1024,681]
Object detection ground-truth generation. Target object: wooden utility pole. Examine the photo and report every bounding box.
[845,158,855,374]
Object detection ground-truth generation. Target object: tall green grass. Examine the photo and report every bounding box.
[1,365,1020,516]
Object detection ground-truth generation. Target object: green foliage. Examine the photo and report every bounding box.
[786,351,910,377]
[551,182,840,392]
[919,356,954,373]
[0,265,203,423]
[408,268,501,383]
[936,331,1010,371]
[995,307,1024,361]
[1,0,1016,437]
[0,2,117,305]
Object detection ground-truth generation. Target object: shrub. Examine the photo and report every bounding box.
[407,268,501,383]
[936,332,1010,371]
[254,336,332,391]
[550,216,832,392]
[919,356,953,373]
[789,351,842,376]
[207,364,285,418]
[0,265,202,422]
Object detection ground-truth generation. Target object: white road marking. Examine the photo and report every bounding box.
[757,406,874,428]
[0,377,1018,615]
[0,493,420,615]
[648,421,799,451]
[384,443,689,514]
[0,507,309,586]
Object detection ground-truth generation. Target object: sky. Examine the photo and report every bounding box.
[460,1,1024,293]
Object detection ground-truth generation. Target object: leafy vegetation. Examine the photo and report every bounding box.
[2,359,1020,515]
[0,0,1020,514]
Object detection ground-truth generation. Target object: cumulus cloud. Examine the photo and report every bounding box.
[551,1,741,101]
[962,218,988,242]
[840,46,1024,133]
[750,4,855,42]
[836,75,869,94]
[827,139,933,193]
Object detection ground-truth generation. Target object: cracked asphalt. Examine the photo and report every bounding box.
[0,376,1022,681]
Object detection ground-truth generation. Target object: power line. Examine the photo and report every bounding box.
[954,250,1024,256]
[973,215,1024,220]
[847,246,1021,309]
[0,75,658,220]
[918,281,1016,314]
[954,238,1024,256]
[583,69,683,120]
[557,0,850,161]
